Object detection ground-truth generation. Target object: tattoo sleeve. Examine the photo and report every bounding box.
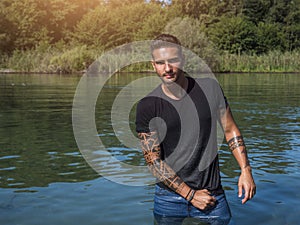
[138,132,190,198]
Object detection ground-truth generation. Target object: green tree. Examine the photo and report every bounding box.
[164,17,220,71]
[71,2,168,50]
[284,24,300,50]
[172,0,243,21]
[35,1,78,42]
[267,0,290,24]
[243,0,300,51]
[243,0,271,24]
[208,16,257,54]
[134,3,178,40]
[105,0,143,7]
[0,1,17,53]
[255,22,285,53]
[284,0,300,50]
[5,0,49,49]
[2,0,98,51]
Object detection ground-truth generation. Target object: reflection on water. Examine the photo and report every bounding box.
[216,73,300,225]
[0,74,99,188]
[0,73,299,225]
[217,73,300,177]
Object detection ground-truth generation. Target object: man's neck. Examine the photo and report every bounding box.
[161,74,188,100]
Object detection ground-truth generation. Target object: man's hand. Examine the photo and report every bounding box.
[238,166,256,204]
[190,189,216,210]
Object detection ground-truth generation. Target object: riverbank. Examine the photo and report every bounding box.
[1,48,300,74]
[1,69,300,76]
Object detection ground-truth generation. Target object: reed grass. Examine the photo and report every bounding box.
[219,50,300,73]
[1,44,100,74]
[2,47,300,74]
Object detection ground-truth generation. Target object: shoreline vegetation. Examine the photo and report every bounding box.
[1,0,300,74]
[1,47,300,74]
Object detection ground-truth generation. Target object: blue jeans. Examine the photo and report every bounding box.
[154,185,231,225]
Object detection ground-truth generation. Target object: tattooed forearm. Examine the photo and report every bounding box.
[228,135,250,169]
[138,132,190,198]
[228,135,246,152]
[150,160,186,194]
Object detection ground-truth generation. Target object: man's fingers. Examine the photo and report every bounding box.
[242,193,249,204]
[248,186,256,200]
[238,184,243,198]
[242,183,257,204]
[192,190,217,210]
[209,199,216,206]
[200,189,210,195]
[242,186,255,204]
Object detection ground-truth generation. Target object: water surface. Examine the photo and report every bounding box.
[0,73,299,224]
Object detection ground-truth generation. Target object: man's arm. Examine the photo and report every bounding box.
[138,132,216,210]
[221,106,256,204]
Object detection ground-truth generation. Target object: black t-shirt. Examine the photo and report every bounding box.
[135,76,228,193]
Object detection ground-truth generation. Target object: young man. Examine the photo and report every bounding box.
[135,34,256,225]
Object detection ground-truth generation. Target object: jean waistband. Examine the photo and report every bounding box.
[156,182,224,196]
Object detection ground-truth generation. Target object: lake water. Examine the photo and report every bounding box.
[0,73,299,225]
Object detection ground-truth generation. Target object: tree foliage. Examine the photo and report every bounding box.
[71,2,170,50]
[243,0,271,25]
[1,0,98,51]
[164,17,219,70]
[208,16,257,54]
[1,0,300,57]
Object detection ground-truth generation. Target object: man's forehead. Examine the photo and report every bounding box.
[152,47,181,59]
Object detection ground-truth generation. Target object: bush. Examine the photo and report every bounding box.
[4,43,99,73]
[49,45,98,73]
[208,16,257,54]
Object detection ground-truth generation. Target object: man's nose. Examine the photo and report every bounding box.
[165,62,172,71]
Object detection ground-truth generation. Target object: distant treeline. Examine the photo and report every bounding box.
[1,0,300,73]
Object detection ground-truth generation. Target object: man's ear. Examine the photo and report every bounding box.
[151,60,156,71]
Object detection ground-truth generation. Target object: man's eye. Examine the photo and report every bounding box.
[155,61,165,65]
[169,58,180,64]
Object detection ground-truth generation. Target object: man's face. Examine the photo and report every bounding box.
[151,47,184,84]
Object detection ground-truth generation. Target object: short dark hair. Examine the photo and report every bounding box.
[150,34,182,56]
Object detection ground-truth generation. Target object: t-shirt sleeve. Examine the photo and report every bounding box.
[135,97,155,133]
[211,80,228,123]
[210,78,229,110]
[219,85,229,108]
[200,78,228,110]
